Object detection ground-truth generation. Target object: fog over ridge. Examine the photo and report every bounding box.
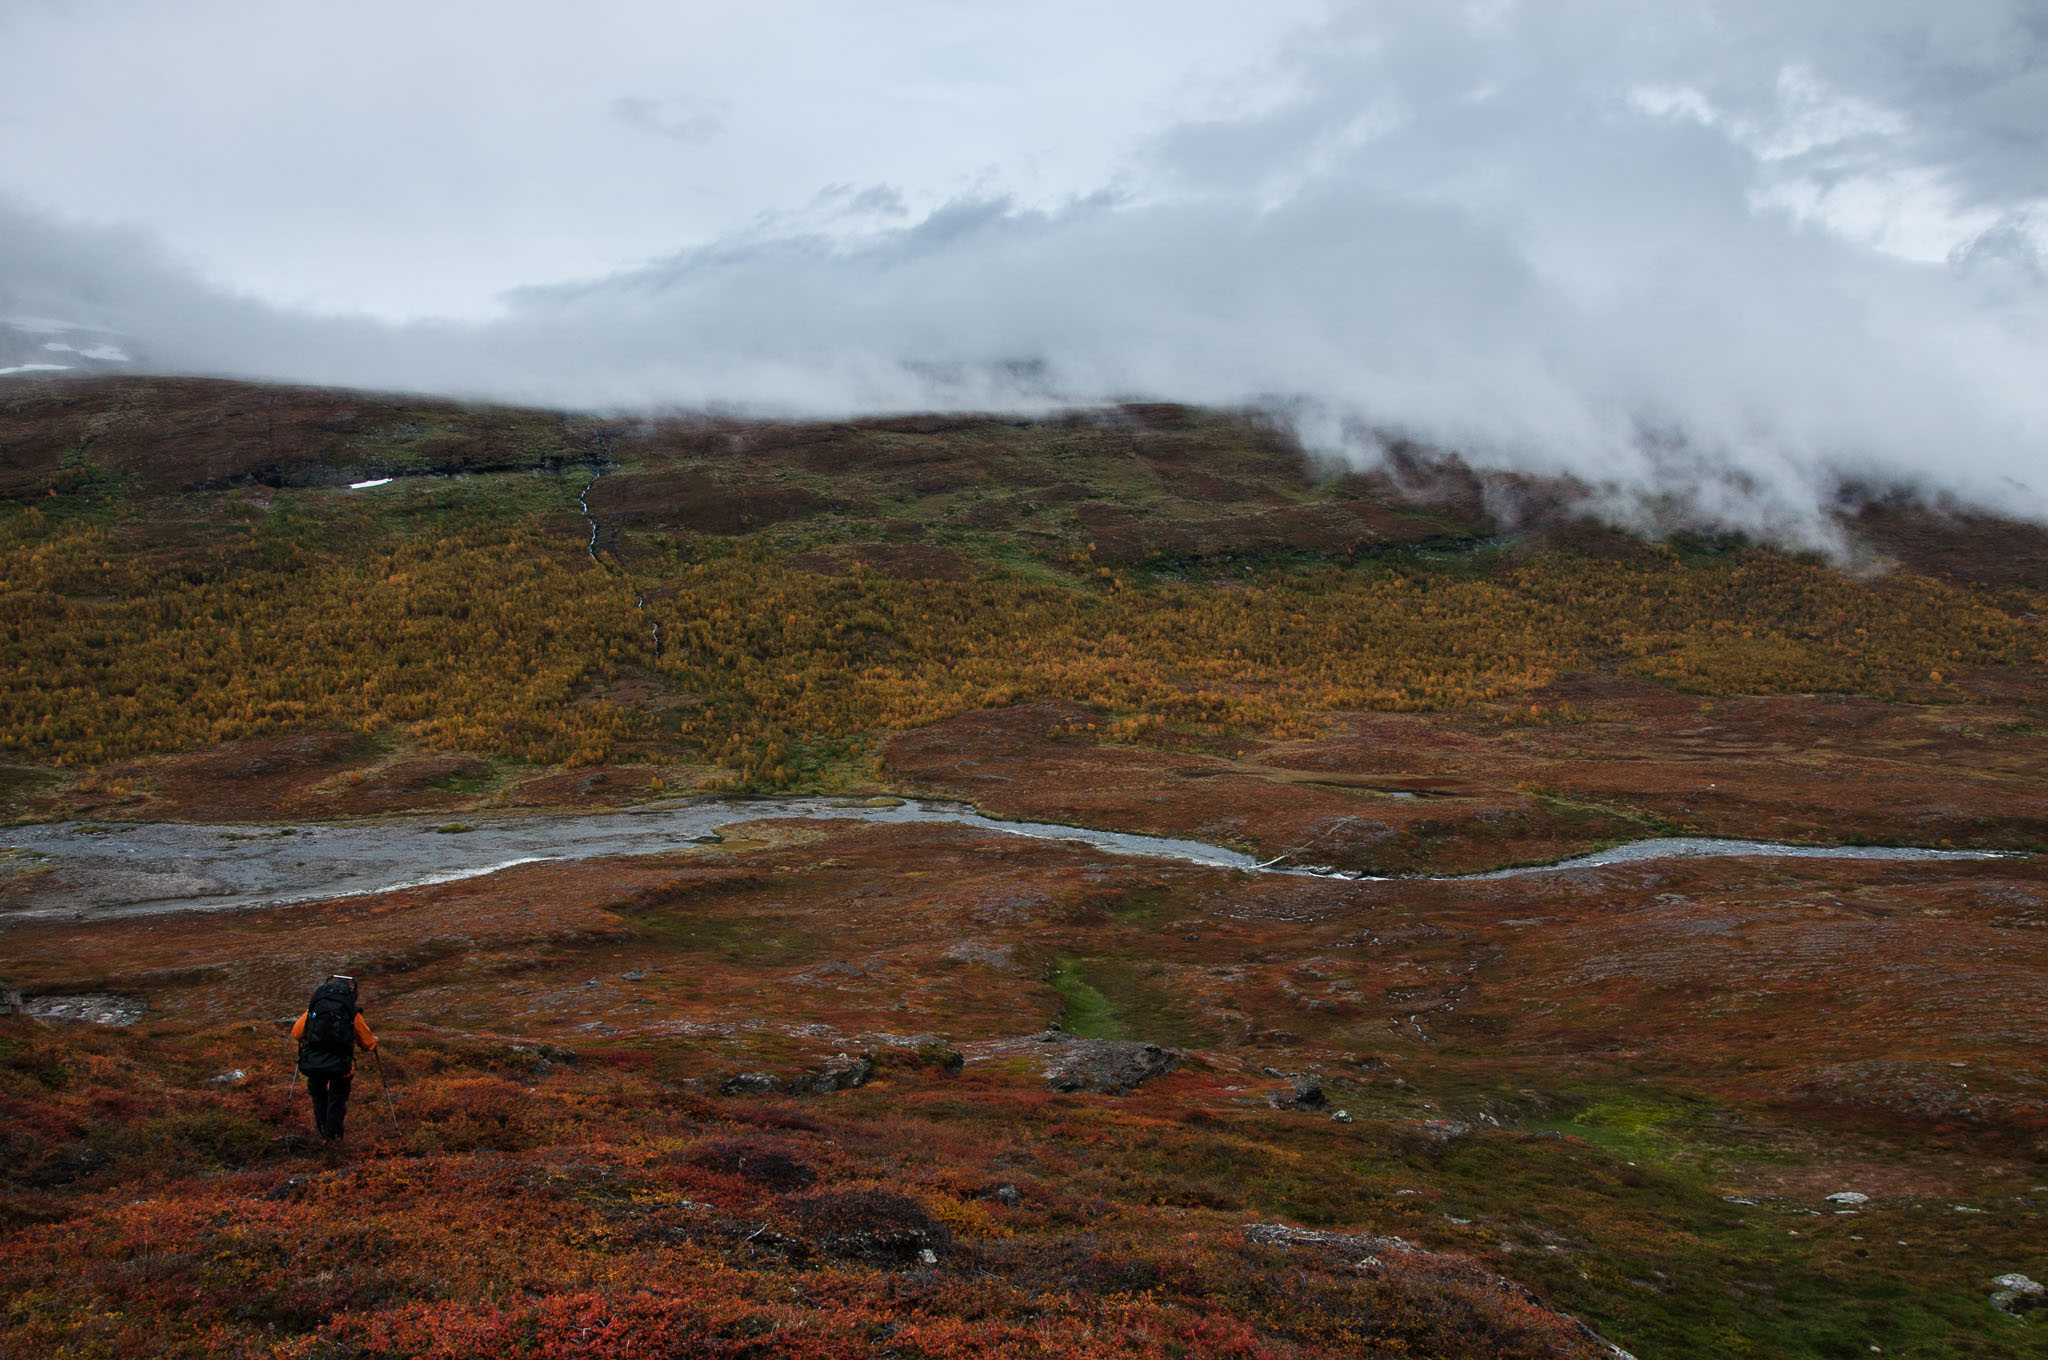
[3,0,2045,541]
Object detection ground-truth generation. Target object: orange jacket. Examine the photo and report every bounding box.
[291,1009,378,1074]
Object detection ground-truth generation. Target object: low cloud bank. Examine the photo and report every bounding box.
[4,1,2045,542]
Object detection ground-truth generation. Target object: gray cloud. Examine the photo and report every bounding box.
[3,0,2045,541]
[610,95,725,144]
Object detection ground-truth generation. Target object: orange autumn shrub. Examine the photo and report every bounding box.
[2,507,2038,784]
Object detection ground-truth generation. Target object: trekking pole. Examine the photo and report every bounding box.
[372,1047,401,1131]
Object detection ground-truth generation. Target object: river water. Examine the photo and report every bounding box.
[0,797,2016,921]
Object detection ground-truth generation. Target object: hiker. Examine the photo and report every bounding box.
[291,974,377,1140]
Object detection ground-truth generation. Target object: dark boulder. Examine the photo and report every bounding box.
[720,1071,787,1096]
[720,1052,876,1098]
[1262,1068,1330,1110]
[799,1053,874,1094]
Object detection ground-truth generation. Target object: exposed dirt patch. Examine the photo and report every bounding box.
[785,543,981,580]
[14,738,534,824]
[1083,500,1461,565]
[885,700,1645,874]
[503,766,671,808]
[886,680,2048,869]
[315,756,495,816]
[1731,1158,1987,1202]
[41,732,376,822]
[16,739,721,824]
[1845,494,2048,591]
[855,543,979,580]
[584,468,831,535]
[0,374,595,495]
[572,669,699,713]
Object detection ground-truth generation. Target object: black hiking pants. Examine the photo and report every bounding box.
[305,1070,353,1138]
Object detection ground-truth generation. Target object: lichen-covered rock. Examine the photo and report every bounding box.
[943,939,1018,971]
[922,1044,966,1077]
[24,993,146,1026]
[799,1053,874,1093]
[1041,1037,1182,1095]
[1268,1076,1328,1111]
[720,1053,875,1097]
[792,960,884,987]
[719,1071,786,1096]
[511,1042,578,1075]
[1991,1273,2045,1316]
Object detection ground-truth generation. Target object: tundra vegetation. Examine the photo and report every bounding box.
[1,378,2045,1358]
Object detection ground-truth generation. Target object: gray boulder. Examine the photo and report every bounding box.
[800,1053,874,1094]
[1270,1076,1328,1111]
[24,994,146,1026]
[1991,1273,2045,1317]
[720,1071,787,1096]
[1042,1037,1182,1095]
[721,1052,876,1097]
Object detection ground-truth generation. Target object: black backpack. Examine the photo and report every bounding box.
[298,978,358,1076]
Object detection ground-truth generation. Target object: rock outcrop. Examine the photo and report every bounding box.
[23,993,146,1026]
[1039,1035,1183,1095]
[1991,1273,2045,1317]
[719,1052,875,1097]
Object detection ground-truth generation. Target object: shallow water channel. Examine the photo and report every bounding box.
[0,796,2016,921]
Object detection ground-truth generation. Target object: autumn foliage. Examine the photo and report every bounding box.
[4,380,2047,1358]
[3,504,2039,785]
[0,1015,1625,1360]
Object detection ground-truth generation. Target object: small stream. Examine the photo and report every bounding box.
[576,447,663,659]
[0,797,2016,922]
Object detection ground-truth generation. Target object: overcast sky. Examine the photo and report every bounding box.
[2,0,1329,318]
[3,0,2045,534]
